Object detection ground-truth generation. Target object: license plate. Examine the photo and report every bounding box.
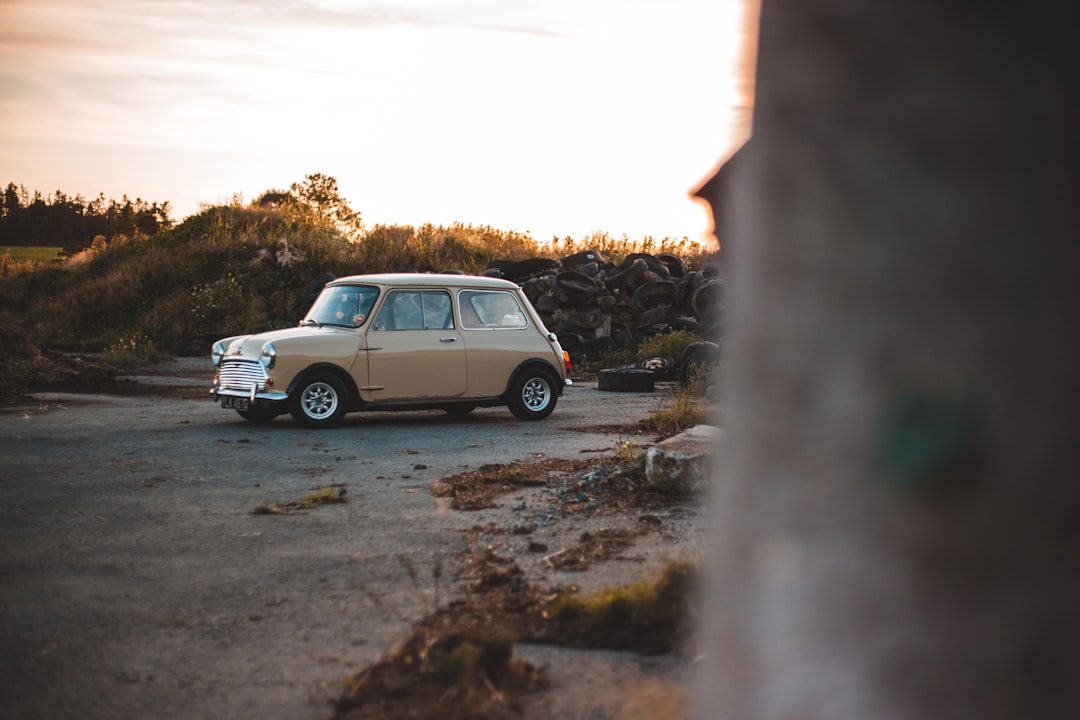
[221,397,250,411]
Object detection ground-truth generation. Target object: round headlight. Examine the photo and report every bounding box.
[211,340,226,366]
[259,341,276,369]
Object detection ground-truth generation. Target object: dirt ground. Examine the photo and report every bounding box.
[0,357,714,720]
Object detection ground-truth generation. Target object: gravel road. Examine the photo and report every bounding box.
[0,358,710,719]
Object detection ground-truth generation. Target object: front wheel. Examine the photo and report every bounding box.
[507,369,558,420]
[289,372,348,428]
[237,404,279,423]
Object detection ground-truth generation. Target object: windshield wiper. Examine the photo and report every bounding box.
[300,319,322,327]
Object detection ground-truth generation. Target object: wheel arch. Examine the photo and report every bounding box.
[503,359,563,399]
[287,363,363,411]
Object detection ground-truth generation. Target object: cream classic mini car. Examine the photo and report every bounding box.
[211,273,572,428]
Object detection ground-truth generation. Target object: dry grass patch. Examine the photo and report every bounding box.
[253,484,348,514]
[432,458,594,511]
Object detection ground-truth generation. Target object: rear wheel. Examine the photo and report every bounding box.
[289,372,348,428]
[507,369,558,420]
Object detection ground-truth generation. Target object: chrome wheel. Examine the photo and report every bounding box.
[301,382,339,419]
[522,376,552,413]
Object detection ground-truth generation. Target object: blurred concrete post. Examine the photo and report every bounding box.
[698,2,1079,718]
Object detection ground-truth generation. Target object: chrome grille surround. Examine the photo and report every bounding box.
[216,359,269,400]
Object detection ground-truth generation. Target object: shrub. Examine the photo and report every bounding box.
[102,333,169,368]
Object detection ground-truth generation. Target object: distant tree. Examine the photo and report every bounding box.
[289,173,363,238]
[255,189,291,207]
[0,183,171,248]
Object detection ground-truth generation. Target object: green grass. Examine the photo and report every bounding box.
[1,246,64,261]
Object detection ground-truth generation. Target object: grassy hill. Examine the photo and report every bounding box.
[0,195,713,362]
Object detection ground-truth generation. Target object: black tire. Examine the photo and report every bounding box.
[507,368,559,420]
[560,249,605,269]
[237,404,279,423]
[557,333,585,358]
[635,355,677,380]
[597,368,655,392]
[503,258,560,282]
[289,372,348,428]
[691,279,725,315]
[553,307,607,330]
[628,304,677,329]
[655,253,686,278]
[617,253,669,277]
[679,341,722,383]
[632,281,677,311]
[482,259,514,278]
[533,294,559,314]
[554,271,600,304]
[444,404,477,417]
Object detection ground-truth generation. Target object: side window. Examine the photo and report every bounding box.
[459,290,528,329]
[423,292,453,330]
[372,290,453,331]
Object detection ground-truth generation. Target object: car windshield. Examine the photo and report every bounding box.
[303,284,380,328]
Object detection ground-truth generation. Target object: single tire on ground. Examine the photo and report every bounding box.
[597,368,655,392]
[635,355,677,381]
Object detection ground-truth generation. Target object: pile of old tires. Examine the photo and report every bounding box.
[483,250,723,362]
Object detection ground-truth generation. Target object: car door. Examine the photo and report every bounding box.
[364,289,467,401]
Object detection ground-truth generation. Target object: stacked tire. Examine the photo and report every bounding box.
[485,251,723,363]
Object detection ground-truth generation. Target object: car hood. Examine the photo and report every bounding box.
[223,325,360,359]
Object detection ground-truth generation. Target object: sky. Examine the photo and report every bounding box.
[1,0,755,242]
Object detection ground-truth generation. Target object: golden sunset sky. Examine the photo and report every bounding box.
[1,0,754,242]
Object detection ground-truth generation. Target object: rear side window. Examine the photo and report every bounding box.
[458,290,528,329]
[372,290,454,331]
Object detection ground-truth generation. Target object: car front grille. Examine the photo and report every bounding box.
[218,359,268,393]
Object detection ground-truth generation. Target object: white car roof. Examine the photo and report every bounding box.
[328,272,520,291]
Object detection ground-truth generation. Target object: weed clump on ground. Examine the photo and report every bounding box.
[333,628,548,720]
[432,458,594,511]
[633,385,714,438]
[539,561,699,656]
[253,484,348,514]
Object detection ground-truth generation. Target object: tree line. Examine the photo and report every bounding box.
[0,183,173,251]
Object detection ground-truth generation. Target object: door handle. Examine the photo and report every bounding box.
[440,337,457,342]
